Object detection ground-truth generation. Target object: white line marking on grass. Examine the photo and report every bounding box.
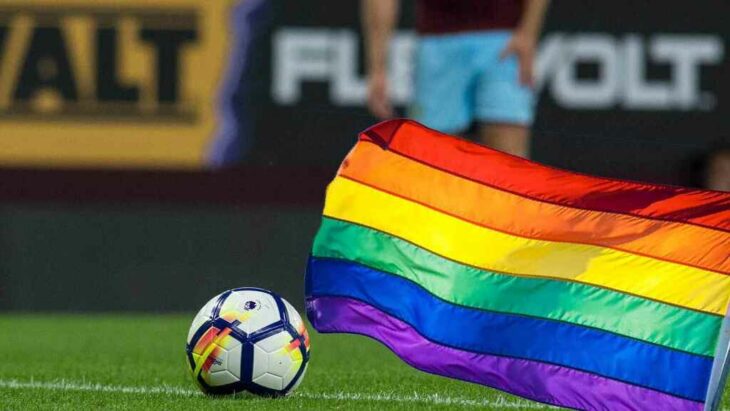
[0,378,199,397]
[0,378,551,409]
[297,391,552,408]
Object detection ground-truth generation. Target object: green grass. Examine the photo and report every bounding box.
[0,314,556,410]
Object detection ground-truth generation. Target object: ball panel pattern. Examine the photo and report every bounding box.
[252,372,283,391]
[186,293,222,344]
[283,299,304,332]
[287,363,308,393]
[218,290,281,334]
[186,288,310,396]
[208,369,238,386]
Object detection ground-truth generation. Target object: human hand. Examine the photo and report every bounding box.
[500,31,537,87]
[366,70,394,119]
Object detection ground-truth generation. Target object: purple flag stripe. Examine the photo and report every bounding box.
[306,296,704,411]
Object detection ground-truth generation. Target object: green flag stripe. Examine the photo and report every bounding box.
[313,217,720,357]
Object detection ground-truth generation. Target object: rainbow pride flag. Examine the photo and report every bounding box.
[305,119,730,410]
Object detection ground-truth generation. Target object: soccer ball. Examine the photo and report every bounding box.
[185,287,310,396]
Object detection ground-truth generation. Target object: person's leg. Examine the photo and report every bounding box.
[479,123,530,158]
[409,34,474,134]
[473,31,535,158]
[706,150,730,191]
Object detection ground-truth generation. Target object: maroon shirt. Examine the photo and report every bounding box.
[416,0,524,34]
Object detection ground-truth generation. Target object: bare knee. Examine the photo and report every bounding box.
[479,124,531,159]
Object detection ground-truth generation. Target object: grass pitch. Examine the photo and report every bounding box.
[0,314,563,410]
[3,315,728,410]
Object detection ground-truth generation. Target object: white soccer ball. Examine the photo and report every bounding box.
[186,288,310,396]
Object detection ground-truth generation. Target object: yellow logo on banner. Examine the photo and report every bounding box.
[0,0,234,168]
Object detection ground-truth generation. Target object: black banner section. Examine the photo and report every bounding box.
[239,0,728,186]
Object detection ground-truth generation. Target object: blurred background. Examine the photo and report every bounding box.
[0,0,727,312]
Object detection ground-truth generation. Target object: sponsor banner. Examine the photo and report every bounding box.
[1,0,727,183]
[0,0,238,167]
[272,30,723,112]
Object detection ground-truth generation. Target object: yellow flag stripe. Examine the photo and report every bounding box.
[324,177,730,315]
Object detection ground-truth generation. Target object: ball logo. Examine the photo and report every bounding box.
[243,300,260,311]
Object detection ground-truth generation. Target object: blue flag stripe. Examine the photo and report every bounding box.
[306,256,711,401]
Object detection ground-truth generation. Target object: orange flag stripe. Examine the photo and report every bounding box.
[360,119,730,231]
[340,142,730,275]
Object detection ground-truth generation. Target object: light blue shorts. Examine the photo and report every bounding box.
[409,31,535,133]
